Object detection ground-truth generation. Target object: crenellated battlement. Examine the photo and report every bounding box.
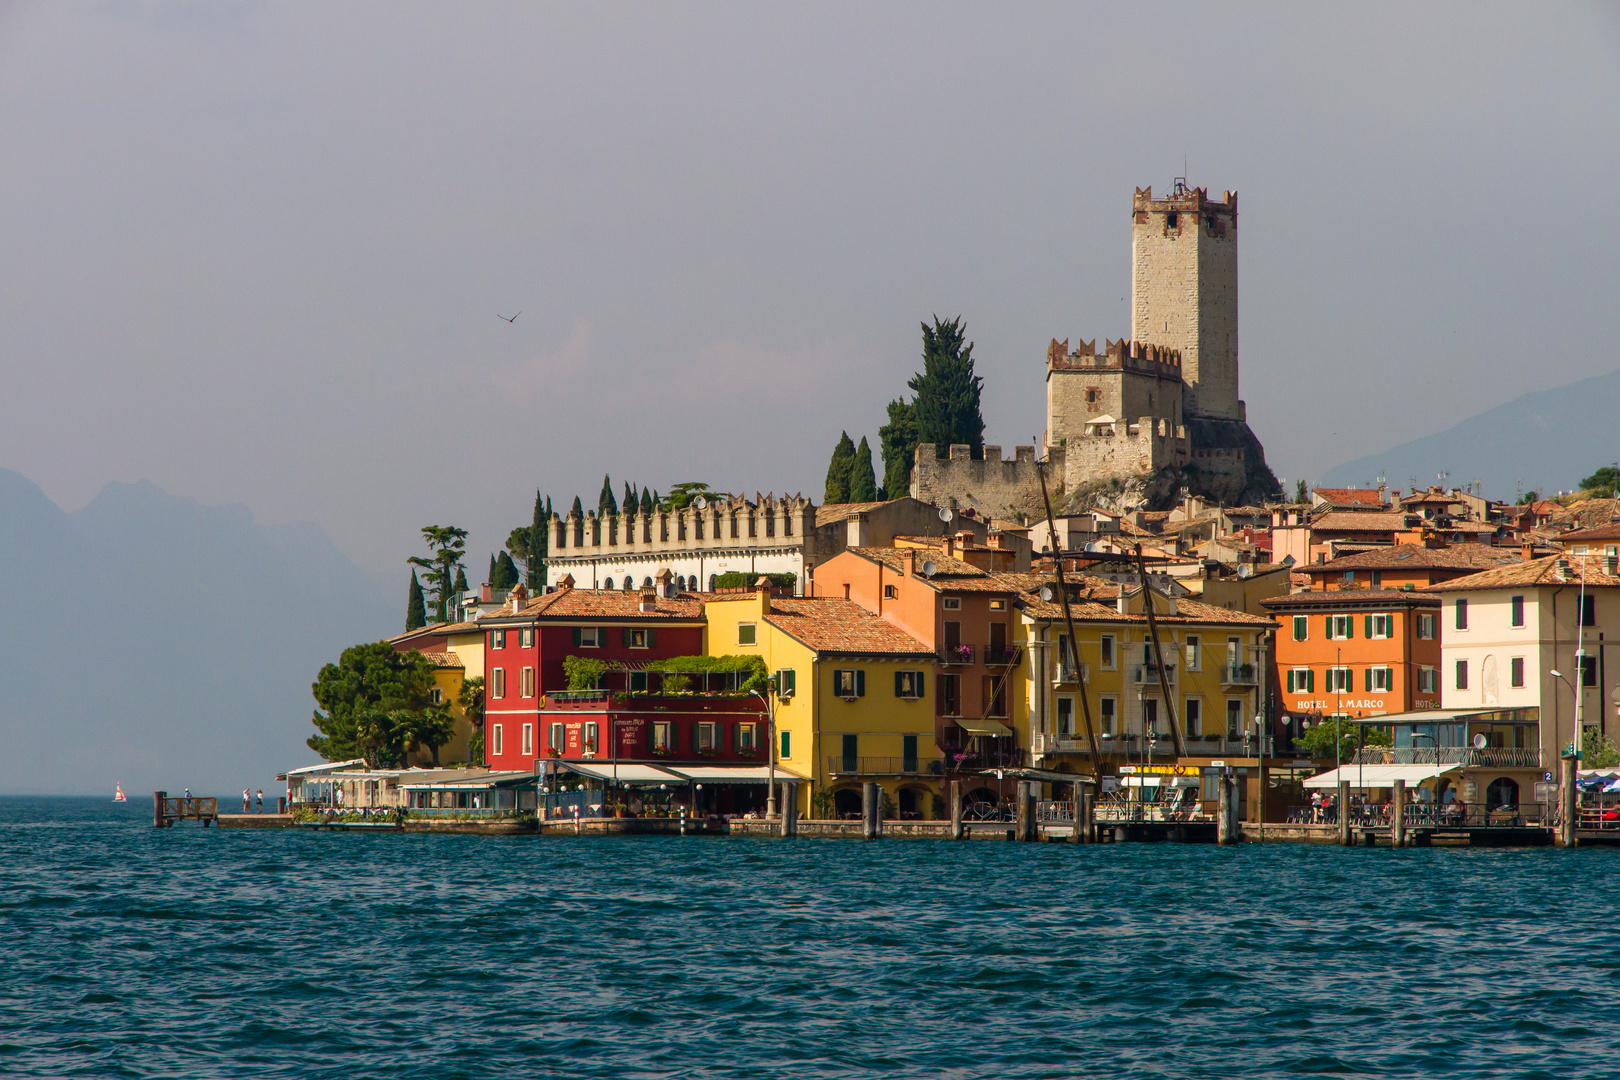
[550,493,816,554]
[1047,337,1182,376]
[1132,184,1237,216]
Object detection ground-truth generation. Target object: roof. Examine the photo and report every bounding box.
[1314,488,1387,507]
[1423,555,1620,592]
[1309,511,1411,533]
[417,651,465,669]
[1558,521,1620,544]
[1260,589,1442,611]
[479,587,706,624]
[1303,543,1523,574]
[846,547,1017,593]
[1000,572,1273,626]
[815,501,892,527]
[387,621,480,644]
[1546,499,1620,532]
[761,597,935,658]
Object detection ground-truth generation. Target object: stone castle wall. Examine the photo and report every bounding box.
[911,443,1052,519]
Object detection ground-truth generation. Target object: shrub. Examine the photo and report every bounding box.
[563,655,608,690]
[713,571,797,590]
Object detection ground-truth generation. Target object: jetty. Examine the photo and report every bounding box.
[153,791,218,827]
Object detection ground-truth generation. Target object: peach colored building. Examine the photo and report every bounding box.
[1261,590,1444,721]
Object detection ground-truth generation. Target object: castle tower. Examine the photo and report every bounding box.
[1131,183,1241,422]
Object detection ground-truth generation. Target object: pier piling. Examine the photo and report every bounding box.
[1217,778,1233,845]
[1338,780,1351,846]
[780,782,798,838]
[1392,779,1406,848]
[949,780,964,840]
[1558,756,1577,848]
[862,782,880,840]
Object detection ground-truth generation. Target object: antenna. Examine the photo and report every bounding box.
[691,496,708,510]
[920,560,937,579]
[939,507,954,523]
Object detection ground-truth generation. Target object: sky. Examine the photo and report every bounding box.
[2,1,1618,577]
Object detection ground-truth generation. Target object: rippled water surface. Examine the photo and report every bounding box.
[3,797,1619,1078]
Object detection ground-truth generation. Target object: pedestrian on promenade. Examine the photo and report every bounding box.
[256,789,264,814]
[242,788,250,813]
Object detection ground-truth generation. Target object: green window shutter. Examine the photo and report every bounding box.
[1364,615,1373,638]
[855,670,866,697]
[895,671,904,697]
[1286,670,1295,693]
[916,671,924,699]
[623,628,633,647]
[572,627,581,647]
[1345,617,1353,639]
[1307,670,1316,692]
[1325,615,1333,639]
[646,628,655,649]
[1387,666,1396,690]
[1364,667,1372,692]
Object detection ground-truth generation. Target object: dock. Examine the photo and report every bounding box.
[153,791,218,827]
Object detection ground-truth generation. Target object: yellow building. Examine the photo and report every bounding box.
[388,621,487,767]
[704,591,941,819]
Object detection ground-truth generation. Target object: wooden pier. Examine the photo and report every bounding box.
[153,791,218,828]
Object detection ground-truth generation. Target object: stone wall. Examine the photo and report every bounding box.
[911,443,1053,520]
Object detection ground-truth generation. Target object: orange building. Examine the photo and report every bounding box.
[1260,590,1443,722]
[1301,540,1524,592]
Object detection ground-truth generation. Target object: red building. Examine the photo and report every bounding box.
[478,578,709,771]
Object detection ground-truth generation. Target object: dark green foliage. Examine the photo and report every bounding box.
[640,487,654,514]
[1522,491,1540,505]
[647,654,767,694]
[1295,715,1391,762]
[880,397,919,500]
[570,495,584,517]
[563,655,608,690]
[908,315,985,458]
[1294,480,1309,504]
[849,436,879,502]
[529,491,548,589]
[401,707,456,767]
[309,642,436,766]
[664,482,716,510]
[453,566,469,593]
[493,551,520,590]
[598,474,618,516]
[624,481,637,513]
[1581,466,1620,495]
[825,431,855,503]
[405,572,427,632]
[406,526,468,622]
[713,572,796,589]
[487,554,498,588]
[460,676,486,764]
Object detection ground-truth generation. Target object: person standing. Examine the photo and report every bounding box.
[256,789,264,814]
[242,787,250,813]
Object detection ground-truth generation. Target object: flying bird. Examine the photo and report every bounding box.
[498,311,521,323]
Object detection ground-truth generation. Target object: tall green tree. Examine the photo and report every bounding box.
[486,553,499,588]
[599,474,618,516]
[1581,465,1620,496]
[880,397,919,500]
[908,315,985,459]
[824,431,856,503]
[663,482,716,510]
[309,642,436,765]
[640,487,654,515]
[571,495,585,518]
[453,566,469,594]
[407,526,468,622]
[849,436,879,502]
[460,675,486,765]
[624,481,637,514]
[525,490,548,589]
[401,706,457,767]
[493,551,520,589]
[405,572,427,632]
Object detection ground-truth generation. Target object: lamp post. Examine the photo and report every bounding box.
[1552,668,1576,758]
[750,678,779,819]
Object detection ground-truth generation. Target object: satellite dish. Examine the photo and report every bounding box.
[1084,542,1098,552]
[939,507,955,522]
[920,560,937,578]
[691,496,708,510]
[1040,585,1055,602]
[1473,733,1487,750]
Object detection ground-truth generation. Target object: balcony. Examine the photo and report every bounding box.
[940,644,976,666]
[1132,663,1177,686]
[1033,732,1276,757]
[1222,663,1259,687]
[825,755,935,777]
[1053,663,1090,687]
[945,747,1027,772]
[984,646,1023,668]
[1351,747,1543,768]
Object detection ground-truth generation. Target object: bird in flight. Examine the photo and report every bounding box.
[498,311,521,323]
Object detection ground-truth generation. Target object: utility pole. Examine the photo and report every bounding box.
[1034,448,1103,788]
[1135,544,1188,757]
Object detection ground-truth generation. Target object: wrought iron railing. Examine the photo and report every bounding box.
[825,755,931,776]
[1350,747,1543,768]
[939,645,976,665]
[1222,663,1259,686]
[984,646,1022,667]
[1132,663,1177,685]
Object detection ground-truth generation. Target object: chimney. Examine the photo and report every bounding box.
[1521,541,1535,562]
[901,549,916,578]
[481,583,493,602]
[559,573,576,591]
[1556,558,1572,580]
[943,536,956,560]
[846,513,869,548]
[656,568,675,598]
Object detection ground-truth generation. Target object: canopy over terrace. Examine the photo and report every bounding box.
[399,769,540,811]
[1304,763,1459,790]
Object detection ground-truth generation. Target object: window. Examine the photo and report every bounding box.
[1327,667,1353,693]
[1286,668,1315,693]
[1100,635,1116,669]
[626,628,651,649]
[1226,699,1242,738]
[1227,637,1241,667]
[1292,616,1308,642]
[840,734,858,771]
[1455,659,1469,690]
[1582,655,1598,687]
[984,676,1008,717]
[574,627,601,648]
[1057,634,1076,681]
[1185,635,1201,671]
[738,623,757,645]
[1366,613,1392,639]
[1418,668,1438,694]
[520,628,533,649]
[491,667,506,698]
[1417,612,1437,640]
[989,599,1006,611]
[491,724,503,756]
[493,629,506,649]
[943,597,961,611]
[1057,696,1073,736]
[429,687,443,705]
[736,723,758,751]
[1510,657,1525,688]
[895,670,925,699]
[776,669,796,697]
[549,723,564,751]
[522,724,533,756]
[1366,667,1393,693]
[1184,698,1201,738]
[1455,599,1468,631]
[1369,571,1382,589]
[1086,388,1100,405]
[520,667,535,697]
[1326,614,1355,640]
[1100,696,1116,735]
[602,577,614,591]
[902,735,918,773]
[696,722,717,751]
[835,669,865,698]
[1165,211,1179,229]
[940,674,962,715]
[584,722,598,752]
[1582,595,1596,627]
[629,671,648,692]
[884,584,898,599]
[652,721,673,752]
[1511,595,1525,628]
[780,730,791,758]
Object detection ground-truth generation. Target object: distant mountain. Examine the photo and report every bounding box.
[0,470,397,796]
[1320,369,1620,500]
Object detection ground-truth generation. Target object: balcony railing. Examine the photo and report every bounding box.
[984,646,1022,667]
[1132,663,1177,686]
[1032,732,1276,757]
[944,748,1027,772]
[825,755,934,776]
[939,645,976,666]
[1053,663,1090,686]
[1222,663,1259,686]
[1350,747,1543,768]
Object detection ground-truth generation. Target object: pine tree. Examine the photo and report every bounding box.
[528,490,547,589]
[571,495,584,518]
[640,487,654,514]
[880,397,920,500]
[406,572,427,631]
[908,315,985,459]
[493,551,520,589]
[849,436,879,502]
[599,475,618,516]
[454,566,469,593]
[406,526,468,622]
[824,431,855,504]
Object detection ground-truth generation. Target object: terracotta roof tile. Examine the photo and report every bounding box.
[1314,488,1387,506]
[763,597,934,657]
[993,572,1272,626]
[417,651,465,668]
[1304,543,1522,573]
[814,501,893,527]
[1309,511,1411,533]
[1560,521,1620,543]
[1424,555,1620,592]
[479,588,706,623]
[847,547,1017,592]
[1261,590,1442,611]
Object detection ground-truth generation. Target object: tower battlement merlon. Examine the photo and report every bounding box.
[1132,186,1237,217]
[1046,336,1182,376]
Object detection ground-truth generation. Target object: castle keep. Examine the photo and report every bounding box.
[913,182,1277,517]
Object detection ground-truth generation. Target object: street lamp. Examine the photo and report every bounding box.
[1552,668,1578,759]
[750,677,780,819]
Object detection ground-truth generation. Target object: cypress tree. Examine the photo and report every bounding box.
[487,553,498,587]
[598,475,618,516]
[908,315,985,459]
[824,431,855,504]
[640,487,654,514]
[406,572,427,631]
[493,551,520,589]
[571,495,584,518]
[624,481,637,514]
[454,566,469,594]
[528,490,546,590]
[849,436,879,502]
[880,397,920,500]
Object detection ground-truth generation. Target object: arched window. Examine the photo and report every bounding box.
[676,576,686,592]
[708,574,718,592]
[1485,777,1520,811]
[643,576,653,588]
[603,577,614,591]
[623,577,635,591]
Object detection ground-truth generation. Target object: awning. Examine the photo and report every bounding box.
[981,767,1095,784]
[956,717,1014,737]
[279,758,367,779]
[399,770,538,791]
[662,765,810,785]
[1348,708,1539,727]
[552,761,684,784]
[1303,763,1460,789]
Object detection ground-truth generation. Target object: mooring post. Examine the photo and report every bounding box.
[862,782,879,839]
[1392,778,1406,848]
[780,782,798,837]
[1072,790,1090,843]
[1559,755,1578,848]
[1014,781,1035,842]
[949,779,964,840]
[1217,776,1233,845]
[153,791,165,829]
[1338,780,1351,847]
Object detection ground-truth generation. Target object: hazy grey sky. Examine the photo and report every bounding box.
[3,2,1617,574]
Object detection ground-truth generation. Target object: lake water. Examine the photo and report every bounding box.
[2,796,1617,1079]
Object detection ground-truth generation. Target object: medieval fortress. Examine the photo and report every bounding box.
[913,183,1277,517]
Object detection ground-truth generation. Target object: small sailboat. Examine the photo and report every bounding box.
[113,782,127,803]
